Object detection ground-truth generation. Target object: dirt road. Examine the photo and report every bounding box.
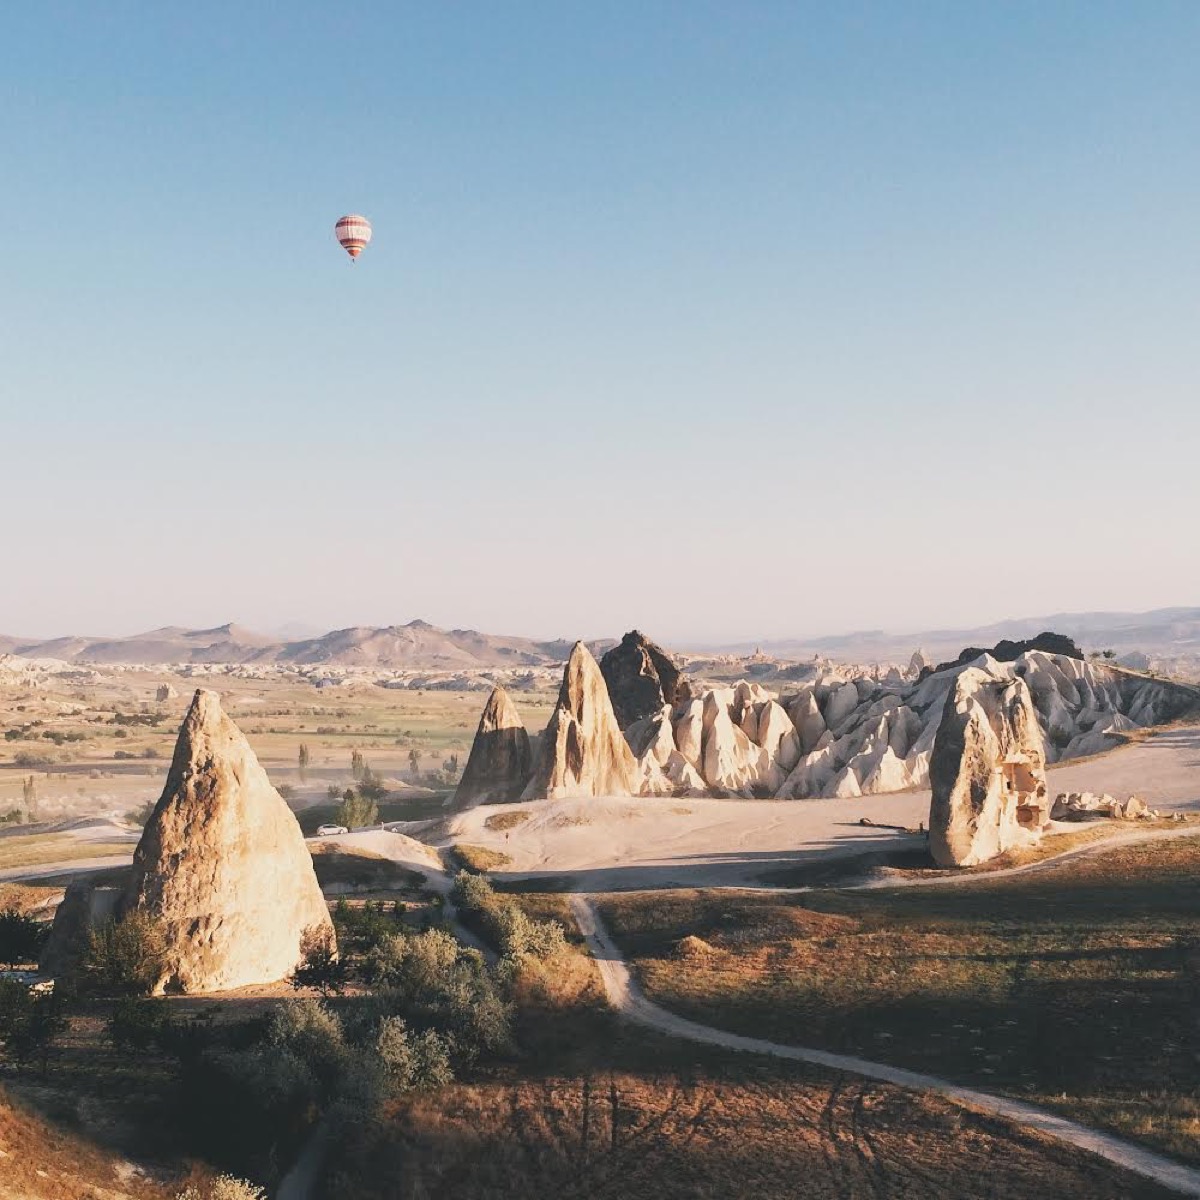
[570,895,1200,1198]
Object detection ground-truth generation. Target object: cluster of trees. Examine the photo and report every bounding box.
[450,872,567,961]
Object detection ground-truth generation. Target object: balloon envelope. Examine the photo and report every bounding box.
[335,214,372,261]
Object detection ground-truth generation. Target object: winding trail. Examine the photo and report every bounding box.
[570,894,1200,1198]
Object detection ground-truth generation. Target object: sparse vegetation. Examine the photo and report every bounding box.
[599,834,1200,1165]
[450,843,513,873]
[483,809,531,832]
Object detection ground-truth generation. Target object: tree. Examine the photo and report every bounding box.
[1102,648,1116,660]
[357,764,388,803]
[337,788,378,830]
[83,911,169,997]
[0,909,46,970]
[350,749,365,781]
[22,775,36,818]
[298,743,310,783]
[407,747,421,777]
[290,926,348,998]
[442,754,459,780]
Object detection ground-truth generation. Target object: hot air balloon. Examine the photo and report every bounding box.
[334,214,372,262]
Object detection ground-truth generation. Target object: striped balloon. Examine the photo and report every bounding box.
[334,214,372,261]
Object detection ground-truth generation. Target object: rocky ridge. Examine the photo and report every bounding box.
[461,633,1198,802]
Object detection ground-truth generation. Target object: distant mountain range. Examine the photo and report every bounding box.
[1,608,1196,669]
[0,621,576,669]
[707,607,1200,664]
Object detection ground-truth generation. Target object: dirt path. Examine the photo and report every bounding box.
[570,894,1200,1198]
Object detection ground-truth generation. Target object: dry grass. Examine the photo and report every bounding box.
[0,1084,207,1200]
[321,901,1177,1200]
[482,810,531,833]
[0,836,132,871]
[0,883,60,913]
[450,843,513,873]
[309,844,427,892]
[600,833,1200,1165]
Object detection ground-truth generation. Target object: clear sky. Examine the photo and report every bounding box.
[2,2,1197,643]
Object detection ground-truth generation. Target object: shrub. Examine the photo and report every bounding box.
[0,908,47,969]
[83,911,169,997]
[290,925,348,997]
[375,1016,453,1092]
[177,1177,267,1200]
[109,997,173,1051]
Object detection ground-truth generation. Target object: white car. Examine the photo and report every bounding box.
[316,824,349,837]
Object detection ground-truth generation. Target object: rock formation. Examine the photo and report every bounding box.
[600,630,686,729]
[928,668,1050,867]
[39,882,122,978]
[521,642,640,800]
[454,686,532,806]
[456,633,1195,805]
[121,689,334,993]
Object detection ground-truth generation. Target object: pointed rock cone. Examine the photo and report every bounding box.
[123,689,334,993]
[522,642,639,800]
[454,686,532,807]
[599,629,686,730]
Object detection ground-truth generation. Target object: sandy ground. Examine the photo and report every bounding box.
[452,726,1200,891]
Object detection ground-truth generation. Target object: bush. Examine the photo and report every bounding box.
[0,908,47,969]
[83,911,169,996]
[109,997,173,1051]
[1,990,67,1074]
[450,870,567,962]
[290,925,348,997]
[126,800,156,827]
[375,1016,453,1092]
[177,1177,267,1200]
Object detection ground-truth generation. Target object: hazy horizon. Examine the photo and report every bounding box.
[3,4,1198,643]
[3,601,1197,650]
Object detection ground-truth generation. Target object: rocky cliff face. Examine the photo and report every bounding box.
[453,686,532,806]
[521,642,639,800]
[599,630,686,729]
[928,668,1050,867]
[122,689,334,993]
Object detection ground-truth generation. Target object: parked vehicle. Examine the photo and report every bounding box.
[316,824,349,837]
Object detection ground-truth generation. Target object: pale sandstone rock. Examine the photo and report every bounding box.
[123,689,335,993]
[454,686,532,807]
[521,642,639,800]
[786,689,827,755]
[823,681,861,732]
[672,698,706,766]
[664,751,708,796]
[625,706,677,767]
[928,668,1050,867]
[754,700,802,772]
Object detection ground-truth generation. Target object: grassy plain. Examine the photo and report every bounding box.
[0,669,558,825]
[599,833,1200,1165]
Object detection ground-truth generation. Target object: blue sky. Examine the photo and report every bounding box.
[2,3,1197,643]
